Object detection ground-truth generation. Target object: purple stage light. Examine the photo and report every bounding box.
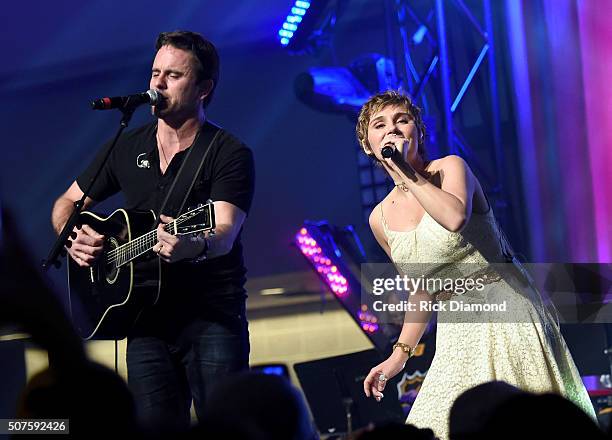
[295,227,349,297]
[359,304,379,333]
[293,221,389,341]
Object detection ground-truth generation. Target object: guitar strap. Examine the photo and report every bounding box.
[156,121,222,218]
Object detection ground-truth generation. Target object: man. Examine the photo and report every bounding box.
[51,31,254,432]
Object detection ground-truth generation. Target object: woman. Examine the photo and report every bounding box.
[358,91,595,439]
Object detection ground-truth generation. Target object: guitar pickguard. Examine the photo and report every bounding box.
[104,237,121,285]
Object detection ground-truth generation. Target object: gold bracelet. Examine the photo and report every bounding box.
[392,342,416,357]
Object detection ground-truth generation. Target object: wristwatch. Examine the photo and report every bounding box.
[190,234,209,263]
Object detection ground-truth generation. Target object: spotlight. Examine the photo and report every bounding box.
[294,54,398,114]
[294,67,370,114]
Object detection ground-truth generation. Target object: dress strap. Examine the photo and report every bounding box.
[379,204,390,233]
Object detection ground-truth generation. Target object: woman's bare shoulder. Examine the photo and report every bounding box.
[426,154,468,173]
[368,192,394,227]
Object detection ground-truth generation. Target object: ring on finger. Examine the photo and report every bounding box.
[378,373,387,382]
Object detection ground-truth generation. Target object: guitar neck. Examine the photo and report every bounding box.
[110,222,177,267]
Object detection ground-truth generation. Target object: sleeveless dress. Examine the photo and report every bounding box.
[380,205,596,440]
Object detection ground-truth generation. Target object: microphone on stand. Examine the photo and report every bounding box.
[91,89,162,110]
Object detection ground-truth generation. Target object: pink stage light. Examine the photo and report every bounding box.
[294,227,350,297]
[359,304,379,333]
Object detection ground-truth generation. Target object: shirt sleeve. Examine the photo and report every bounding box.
[209,140,255,215]
[76,140,121,202]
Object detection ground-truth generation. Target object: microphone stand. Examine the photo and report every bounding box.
[332,368,353,438]
[42,105,138,271]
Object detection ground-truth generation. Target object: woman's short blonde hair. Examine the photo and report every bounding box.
[356,90,427,161]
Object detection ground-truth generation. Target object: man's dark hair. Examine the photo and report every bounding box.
[155,30,220,108]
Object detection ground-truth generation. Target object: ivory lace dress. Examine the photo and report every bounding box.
[380,205,595,440]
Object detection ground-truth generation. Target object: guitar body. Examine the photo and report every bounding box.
[68,209,160,340]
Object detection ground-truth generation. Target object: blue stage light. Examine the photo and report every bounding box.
[286,15,302,23]
[294,67,371,113]
[412,25,428,45]
[278,0,314,47]
[278,0,342,52]
[294,54,398,114]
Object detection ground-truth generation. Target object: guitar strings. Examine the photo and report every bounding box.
[105,212,204,266]
[106,218,179,260]
[107,223,173,265]
[116,228,160,257]
[108,227,167,267]
[107,227,164,261]
[107,209,205,263]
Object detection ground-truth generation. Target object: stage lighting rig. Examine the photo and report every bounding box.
[278,0,348,54]
[294,53,398,115]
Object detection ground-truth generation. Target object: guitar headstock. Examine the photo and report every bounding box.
[173,202,216,235]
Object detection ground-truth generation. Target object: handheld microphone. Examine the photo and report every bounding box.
[91,89,161,110]
[381,143,395,159]
[381,141,414,177]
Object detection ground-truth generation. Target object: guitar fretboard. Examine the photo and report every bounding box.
[103,205,210,267]
[106,223,175,267]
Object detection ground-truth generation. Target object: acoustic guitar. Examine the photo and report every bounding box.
[67,203,215,340]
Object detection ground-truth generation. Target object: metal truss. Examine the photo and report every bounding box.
[358,0,508,224]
